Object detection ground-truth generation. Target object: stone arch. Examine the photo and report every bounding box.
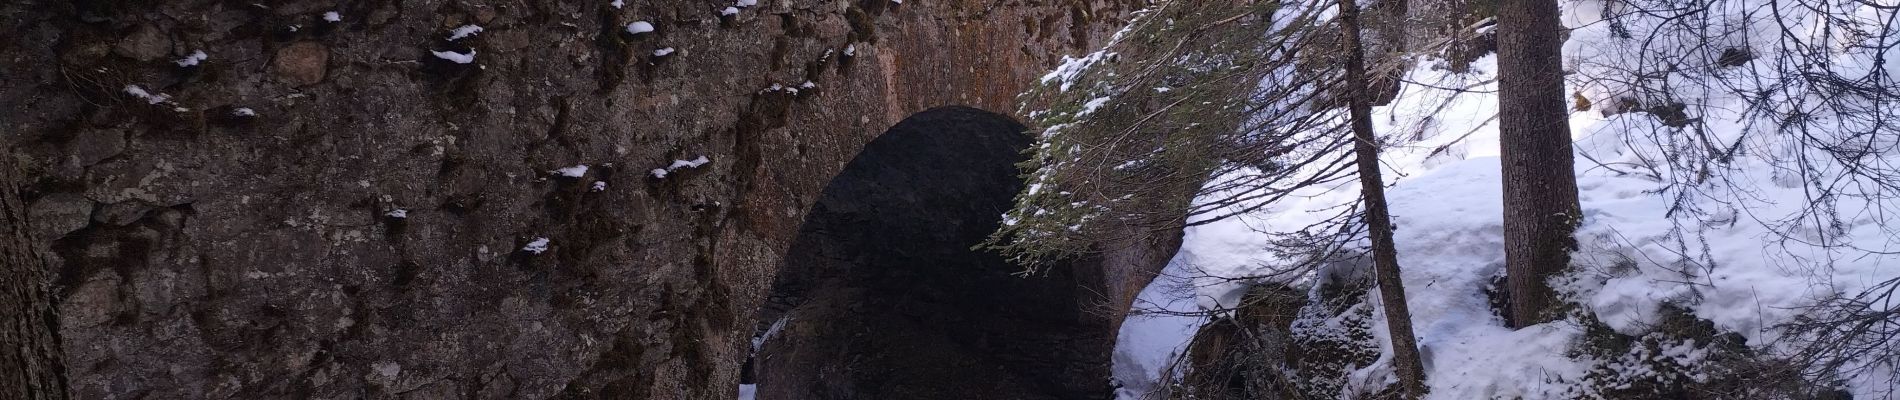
[746,106,1116,399]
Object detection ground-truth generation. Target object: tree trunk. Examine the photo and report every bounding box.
[1495,0,1583,327]
[1335,0,1428,397]
[0,150,68,400]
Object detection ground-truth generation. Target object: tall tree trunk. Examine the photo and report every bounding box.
[1335,0,1428,396]
[0,150,68,400]
[1495,0,1583,327]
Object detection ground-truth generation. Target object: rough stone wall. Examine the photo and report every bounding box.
[0,0,1138,398]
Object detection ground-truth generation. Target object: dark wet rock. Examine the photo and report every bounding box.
[113,24,171,61]
[271,42,328,87]
[63,129,125,169]
[26,193,93,240]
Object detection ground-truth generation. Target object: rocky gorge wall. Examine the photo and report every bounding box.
[0,0,1147,398]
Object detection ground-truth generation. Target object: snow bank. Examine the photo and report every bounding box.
[553,164,589,178]
[521,237,551,254]
[1115,4,1900,395]
[122,85,170,104]
[447,24,483,40]
[431,50,476,64]
[175,50,207,67]
[626,21,654,35]
[651,156,710,179]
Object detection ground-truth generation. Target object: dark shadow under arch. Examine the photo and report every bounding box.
[748,106,1115,400]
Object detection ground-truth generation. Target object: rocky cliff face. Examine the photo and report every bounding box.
[0,0,1142,398]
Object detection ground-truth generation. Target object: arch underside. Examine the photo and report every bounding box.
[750,106,1117,400]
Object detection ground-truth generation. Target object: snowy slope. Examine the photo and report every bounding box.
[1112,2,1900,395]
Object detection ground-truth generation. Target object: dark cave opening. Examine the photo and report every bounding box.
[746,106,1116,400]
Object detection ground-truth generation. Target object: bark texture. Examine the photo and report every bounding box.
[1,151,68,400]
[1335,0,1427,395]
[0,0,1138,398]
[1495,0,1583,327]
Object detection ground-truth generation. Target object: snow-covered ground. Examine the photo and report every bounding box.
[1112,1,1900,397]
